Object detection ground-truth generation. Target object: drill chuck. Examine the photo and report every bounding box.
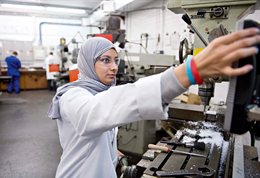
[198,82,215,106]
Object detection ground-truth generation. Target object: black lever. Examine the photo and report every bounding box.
[182,14,208,46]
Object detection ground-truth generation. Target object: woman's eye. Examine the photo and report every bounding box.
[102,57,111,63]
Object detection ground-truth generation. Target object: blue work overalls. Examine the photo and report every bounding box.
[5,55,21,93]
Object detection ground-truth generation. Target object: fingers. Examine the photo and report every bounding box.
[211,30,260,61]
[224,64,253,77]
[224,46,259,63]
[223,35,260,58]
[213,27,260,45]
[193,28,259,79]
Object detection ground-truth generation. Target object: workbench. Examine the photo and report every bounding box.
[0,68,48,90]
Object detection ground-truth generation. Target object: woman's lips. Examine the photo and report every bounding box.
[107,74,116,78]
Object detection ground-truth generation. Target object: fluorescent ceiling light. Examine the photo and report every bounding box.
[1,3,45,10]
[1,3,86,14]
[114,0,134,10]
[46,7,86,14]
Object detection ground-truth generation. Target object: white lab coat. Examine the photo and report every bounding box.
[44,54,60,80]
[55,71,186,178]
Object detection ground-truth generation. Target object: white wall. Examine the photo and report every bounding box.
[0,15,100,67]
[0,16,35,41]
[124,0,189,58]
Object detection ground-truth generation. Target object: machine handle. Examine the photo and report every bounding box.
[181,14,208,46]
[181,14,192,25]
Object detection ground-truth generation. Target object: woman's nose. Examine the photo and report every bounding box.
[110,62,118,70]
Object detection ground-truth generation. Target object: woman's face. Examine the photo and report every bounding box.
[94,49,119,85]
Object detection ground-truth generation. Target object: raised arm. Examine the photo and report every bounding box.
[174,28,260,88]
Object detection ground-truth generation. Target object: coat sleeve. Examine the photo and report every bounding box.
[59,74,169,139]
[17,59,21,69]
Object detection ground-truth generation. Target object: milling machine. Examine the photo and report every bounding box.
[119,1,260,178]
[168,0,259,115]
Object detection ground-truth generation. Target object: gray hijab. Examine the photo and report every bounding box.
[48,37,116,119]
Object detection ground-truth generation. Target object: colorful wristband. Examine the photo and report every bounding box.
[185,55,196,85]
[191,58,203,84]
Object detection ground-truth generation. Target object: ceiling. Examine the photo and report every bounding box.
[0,0,158,19]
[0,0,103,11]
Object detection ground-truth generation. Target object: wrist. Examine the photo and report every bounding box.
[184,55,203,85]
[193,55,207,79]
[185,56,196,85]
[174,63,190,88]
[191,57,203,84]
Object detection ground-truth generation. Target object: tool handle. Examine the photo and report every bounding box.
[148,144,170,152]
[160,141,184,146]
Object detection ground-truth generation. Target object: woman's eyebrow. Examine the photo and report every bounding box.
[100,55,118,58]
[100,55,111,58]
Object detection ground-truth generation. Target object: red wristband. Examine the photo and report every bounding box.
[190,58,203,84]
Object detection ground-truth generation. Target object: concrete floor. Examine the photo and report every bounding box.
[0,90,62,178]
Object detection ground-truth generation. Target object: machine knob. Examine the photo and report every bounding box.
[212,7,224,17]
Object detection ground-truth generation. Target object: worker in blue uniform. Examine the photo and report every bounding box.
[5,51,21,94]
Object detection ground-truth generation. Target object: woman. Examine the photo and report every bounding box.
[48,28,260,178]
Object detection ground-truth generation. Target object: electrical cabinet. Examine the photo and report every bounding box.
[118,120,157,155]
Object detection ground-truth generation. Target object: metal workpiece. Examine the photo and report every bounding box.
[168,102,207,121]
[167,102,225,122]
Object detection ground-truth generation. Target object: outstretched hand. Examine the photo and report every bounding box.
[195,27,260,78]
[174,28,260,88]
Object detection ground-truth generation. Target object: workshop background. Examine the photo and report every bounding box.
[0,0,260,178]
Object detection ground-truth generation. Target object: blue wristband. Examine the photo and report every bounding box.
[185,56,196,85]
